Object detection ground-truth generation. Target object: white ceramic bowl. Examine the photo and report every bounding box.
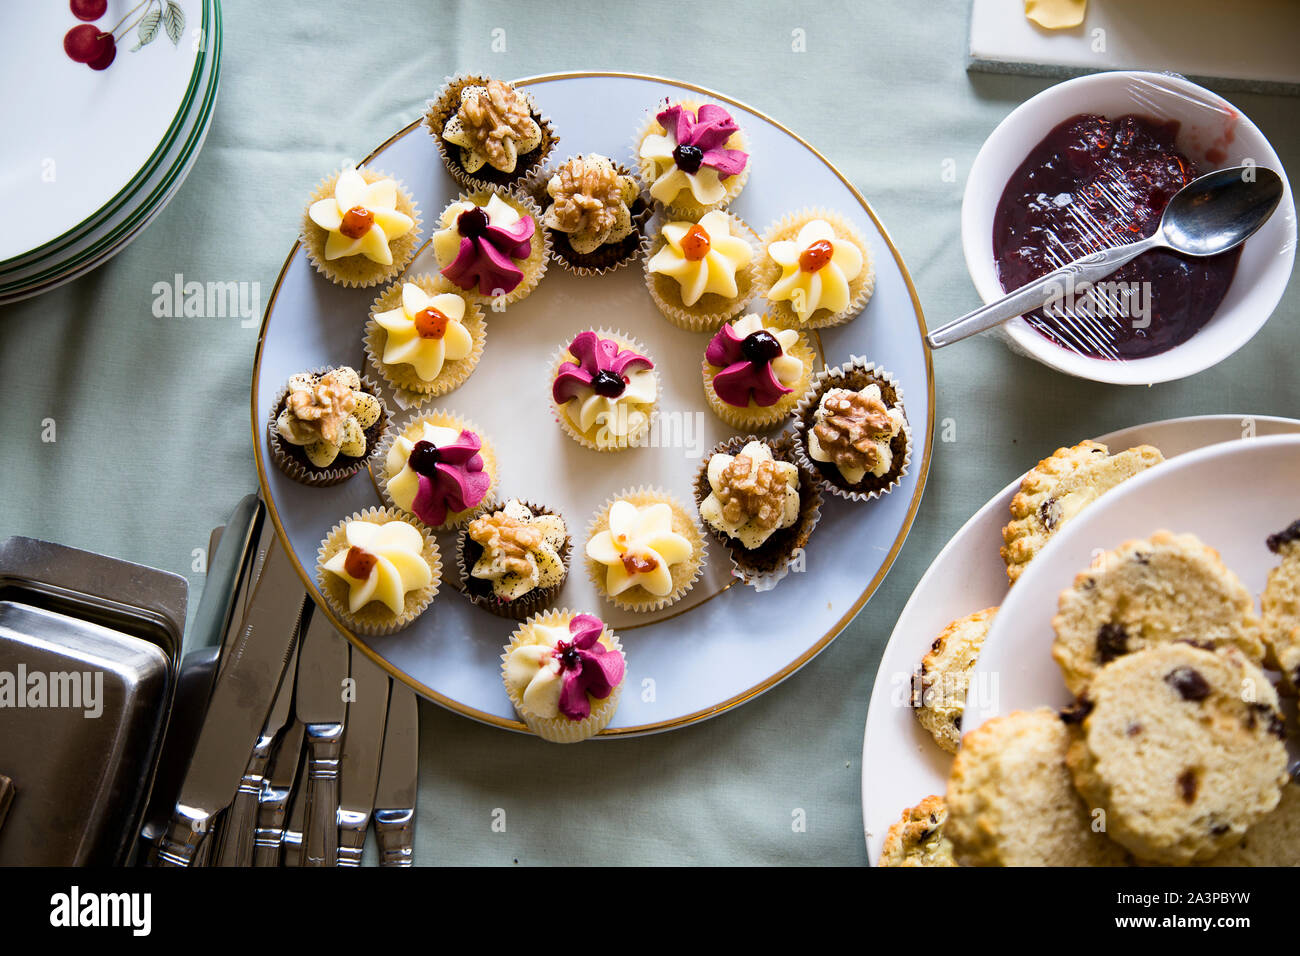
[961,70,1296,385]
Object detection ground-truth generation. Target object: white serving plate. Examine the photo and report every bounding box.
[861,414,1300,863]
[0,0,204,265]
[252,73,934,737]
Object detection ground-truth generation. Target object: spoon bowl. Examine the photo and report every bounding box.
[1159,166,1284,258]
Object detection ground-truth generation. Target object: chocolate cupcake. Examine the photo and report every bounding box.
[267,366,389,487]
[425,75,557,192]
[527,153,651,275]
[458,498,571,620]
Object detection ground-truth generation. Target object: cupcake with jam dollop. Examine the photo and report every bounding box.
[585,487,705,612]
[702,313,814,431]
[501,609,625,743]
[794,359,910,501]
[635,100,750,217]
[432,191,548,307]
[534,154,650,274]
[550,330,657,452]
[378,411,498,530]
[755,211,874,328]
[425,75,556,192]
[645,210,757,331]
[694,436,821,591]
[316,507,441,636]
[302,166,420,288]
[365,276,486,407]
[459,499,570,620]
[268,366,388,487]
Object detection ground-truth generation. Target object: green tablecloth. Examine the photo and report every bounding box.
[2,0,1296,865]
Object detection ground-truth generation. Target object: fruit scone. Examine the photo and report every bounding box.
[1201,778,1300,867]
[1052,531,1265,697]
[1066,644,1289,865]
[1262,519,1300,691]
[1000,440,1164,585]
[910,608,998,754]
[945,708,1129,867]
[878,795,957,867]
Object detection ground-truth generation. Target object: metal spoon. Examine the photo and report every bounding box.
[927,165,1284,349]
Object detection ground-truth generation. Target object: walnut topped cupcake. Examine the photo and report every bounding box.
[268,366,388,487]
[426,75,556,191]
[535,154,649,274]
[459,499,571,620]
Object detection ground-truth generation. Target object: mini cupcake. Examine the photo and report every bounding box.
[316,507,441,636]
[458,498,570,620]
[585,487,705,612]
[702,312,815,431]
[645,210,757,331]
[302,166,420,288]
[268,366,389,487]
[532,154,650,274]
[550,330,657,452]
[635,100,750,217]
[432,190,549,307]
[694,436,822,591]
[377,411,498,530]
[365,275,486,406]
[501,609,625,743]
[754,210,874,328]
[425,75,557,191]
[794,359,911,501]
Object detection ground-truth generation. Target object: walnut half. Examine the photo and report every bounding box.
[547,156,625,236]
[468,511,543,577]
[715,453,787,531]
[812,388,894,475]
[285,370,357,445]
[456,80,537,171]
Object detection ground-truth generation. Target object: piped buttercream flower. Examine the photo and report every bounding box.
[322,519,432,614]
[552,331,656,440]
[766,219,864,323]
[586,501,693,597]
[386,424,491,527]
[504,614,625,721]
[308,167,415,264]
[705,314,803,408]
[434,194,535,295]
[647,211,753,306]
[374,284,473,382]
[639,103,749,206]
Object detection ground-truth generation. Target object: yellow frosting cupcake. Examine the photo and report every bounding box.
[302,166,420,288]
[754,209,875,328]
[584,487,705,612]
[645,210,758,331]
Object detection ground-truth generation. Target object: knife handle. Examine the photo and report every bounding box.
[155,810,211,867]
[253,783,291,867]
[302,722,343,867]
[214,771,264,867]
[373,808,415,866]
[336,814,368,867]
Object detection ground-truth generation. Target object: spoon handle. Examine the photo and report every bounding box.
[926,236,1158,349]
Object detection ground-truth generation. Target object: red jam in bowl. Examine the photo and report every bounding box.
[992,113,1241,360]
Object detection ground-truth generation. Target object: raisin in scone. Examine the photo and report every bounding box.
[945,708,1128,867]
[910,607,998,754]
[879,795,958,867]
[1067,644,1288,865]
[1202,780,1300,867]
[1262,520,1300,692]
[1001,441,1164,585]
[1052,531,1264,697]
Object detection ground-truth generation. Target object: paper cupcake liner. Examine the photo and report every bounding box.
[316,506,442,637]
[301,167,423,289]
[643,210,759,332]
[583,485,706,612]
[752,207,876,329]
[500,607,625,742]
[549,327,657,452]
[425,73,559,193]
[456,498,572,621]
[700,320,817,431]
[792,358,912,502]
[518,157,654,276]
[372,408,500,530]
[432,190,551,309]
[630,99,751,218]
[364,274,487,409]
[267,369,391,488]
[692,435,823,592]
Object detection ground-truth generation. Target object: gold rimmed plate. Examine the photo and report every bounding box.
[251,72,934,737]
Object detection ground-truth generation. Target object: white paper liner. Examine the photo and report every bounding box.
[752,207,876,329]
[549,327,658,452]
[267,368,391,488]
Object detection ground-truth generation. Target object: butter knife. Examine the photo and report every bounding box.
[253,720,304,867]
[337,654,390,866]
[295,611,350,867]
[372,682,418,867]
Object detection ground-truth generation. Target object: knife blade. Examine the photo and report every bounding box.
[295,610,350,866]
[372,682,418,867]
[336,653,390,866]
[154,536,305,866]
[253,719,304,867]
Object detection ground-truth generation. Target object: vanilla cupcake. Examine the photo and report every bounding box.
[365,275,485,406]
[377,412,498,530]
[458,499,570,620]
[302,166,420,288]
[533,154,650,274]
[755,210,874,328]
[635,100,750,217]
[425,75,557,191]
[702,312,815,431]
[316,507,441,636]
[694,436,821,591]
[585,488,705,612]
[794,359,911,501]
[268,366,388,487]
[432,190,549,307]
[501,609,625,743]
[645,210,757,331]
[550,330,657,452]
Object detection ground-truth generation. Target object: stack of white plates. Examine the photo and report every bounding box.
[0,0,221,304]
